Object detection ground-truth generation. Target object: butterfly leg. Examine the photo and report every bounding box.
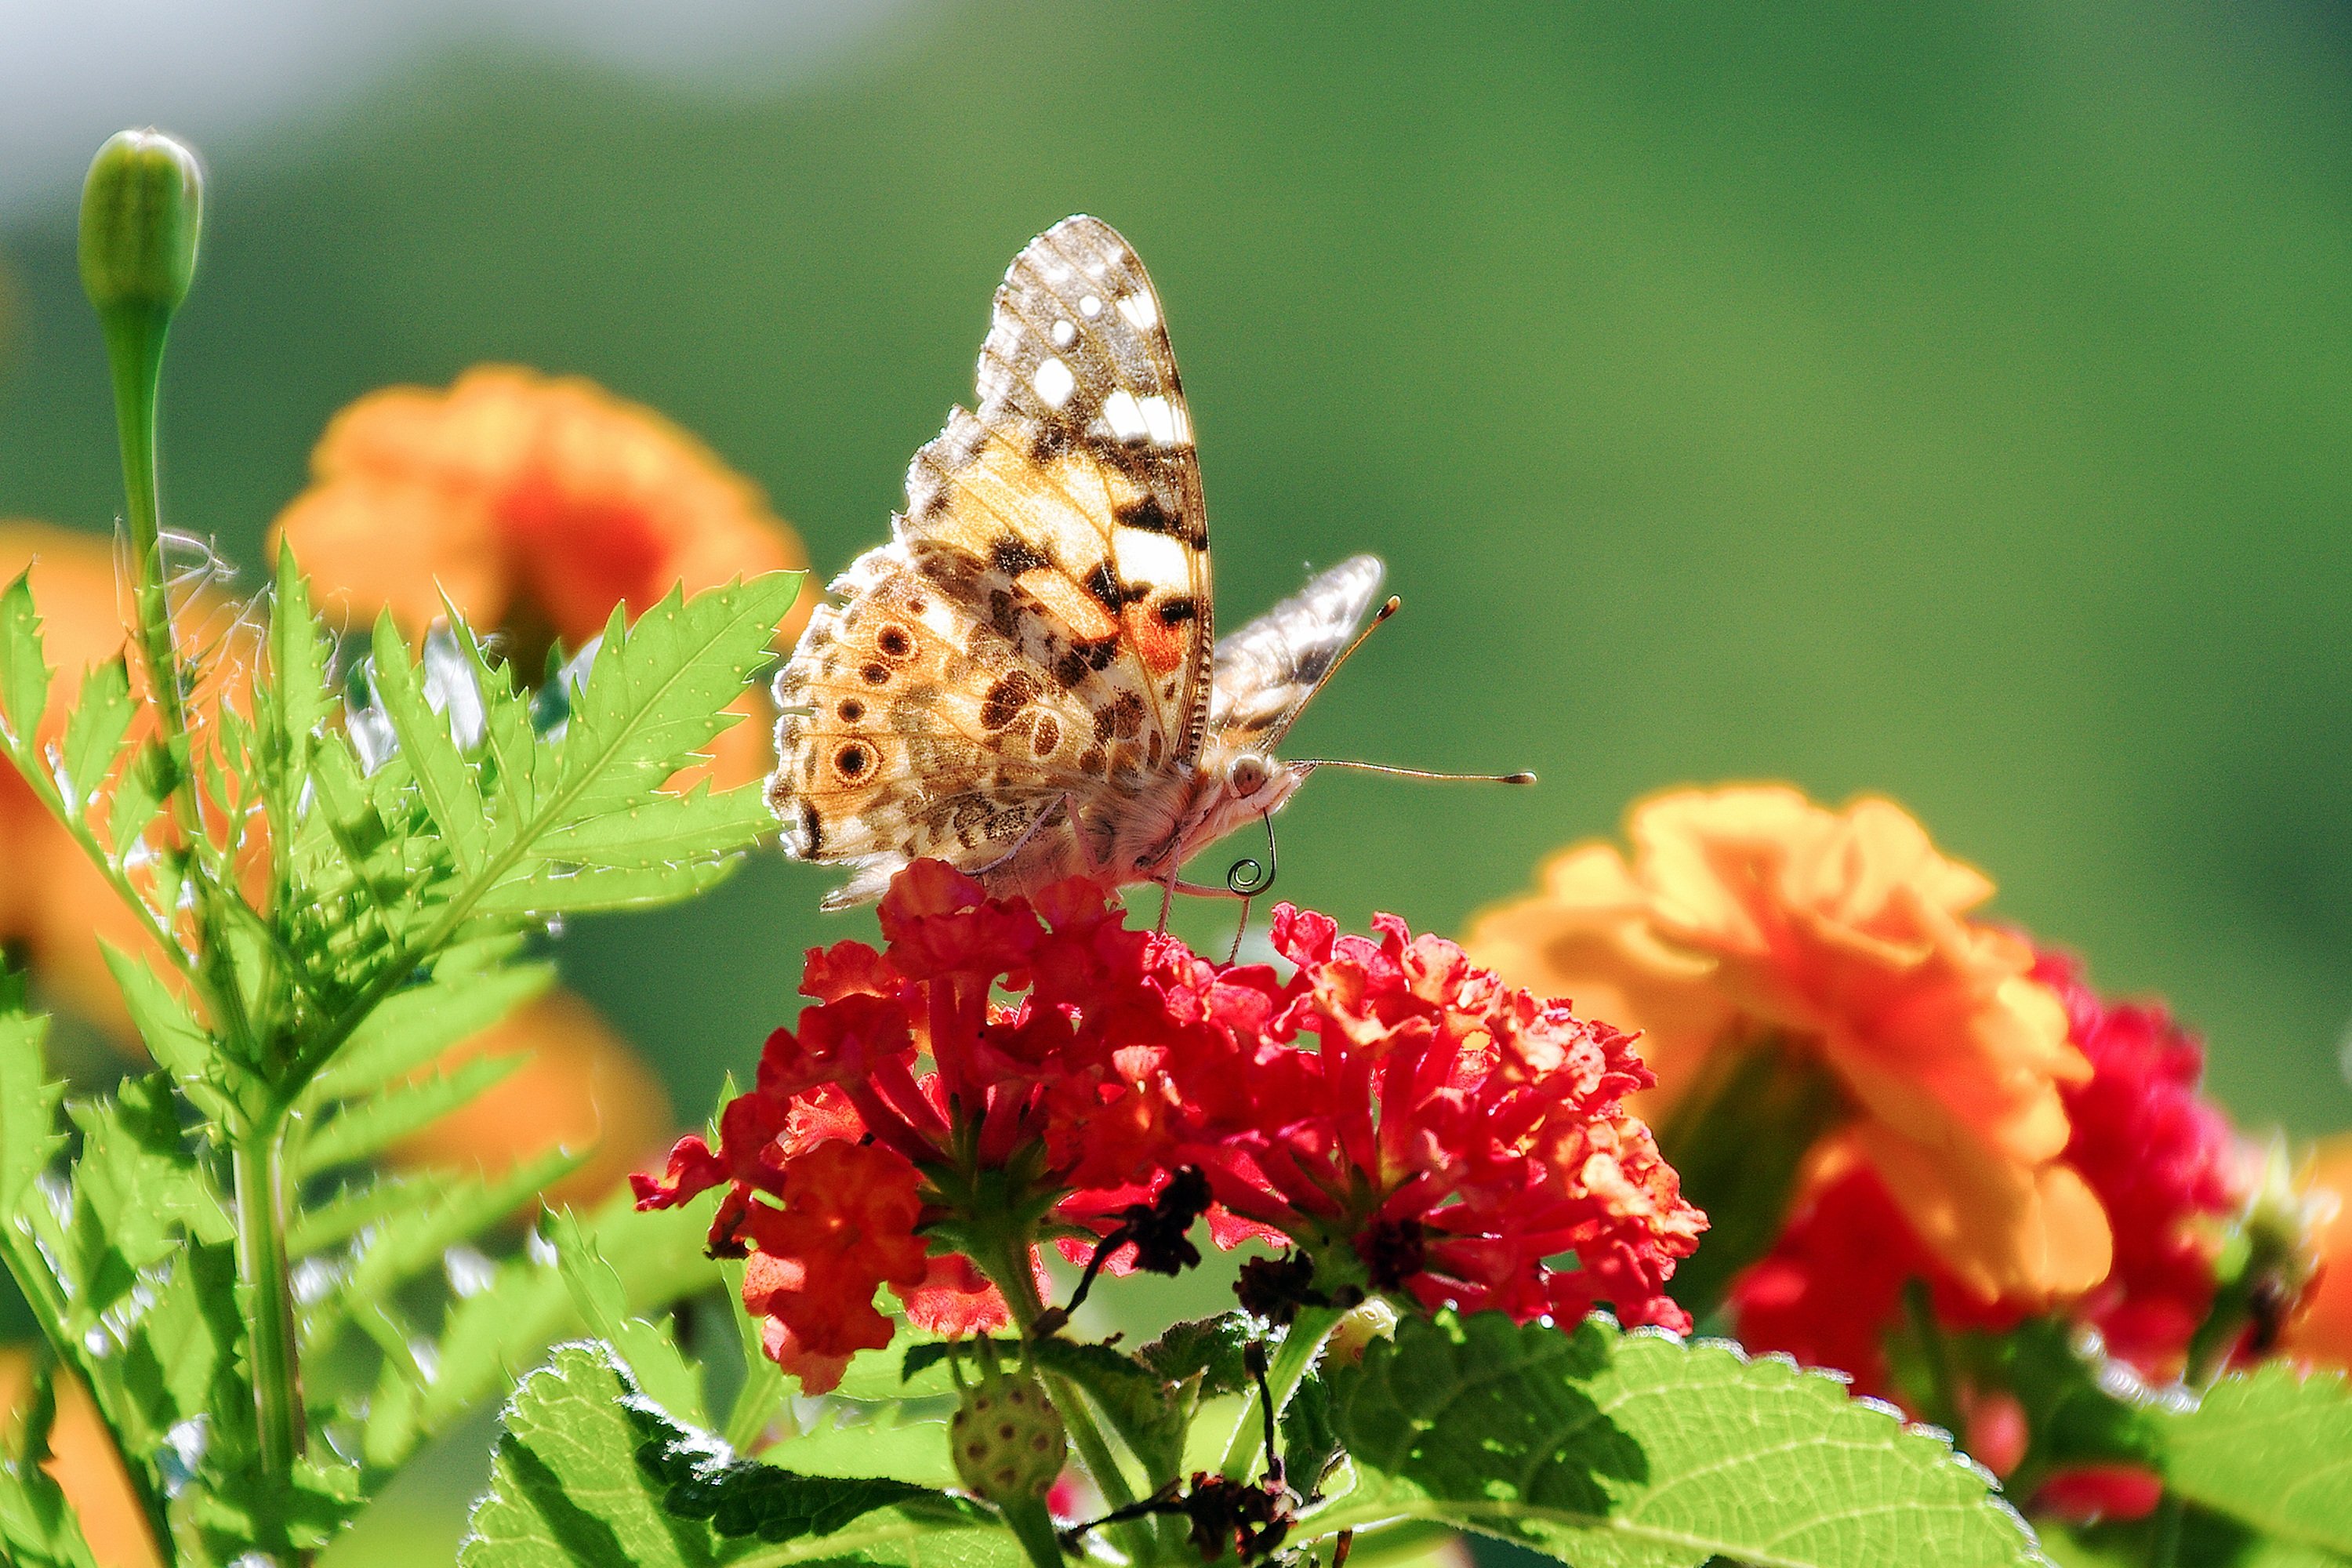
[970,793,1095,882]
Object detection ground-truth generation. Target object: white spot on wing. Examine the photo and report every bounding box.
[1079,294,1102,318]
[1116,524,1191,586]
[1100,389,1147,441]
[1051,319,1076,347]
[1034,356,1076,409]
[1117,292,1158,331]
[1044,262,1070,282]
[1138,394,1179,446]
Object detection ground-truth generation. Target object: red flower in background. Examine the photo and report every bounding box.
[637,861,1704,1391]
[1730,946,2242,1398]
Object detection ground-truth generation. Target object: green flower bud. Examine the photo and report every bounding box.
[79,129,203,322]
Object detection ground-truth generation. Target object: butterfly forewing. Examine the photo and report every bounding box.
[771,216,1217,904]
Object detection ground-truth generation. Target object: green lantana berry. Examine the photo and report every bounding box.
[949,1360,1067,1504]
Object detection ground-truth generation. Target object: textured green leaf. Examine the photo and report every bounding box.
[290,1052,526,1177]
[526,779,775,869]
[1139,1311,1257,1396]
[303,955,551,1104]
[0,999,64,1220]
[57,655,133,816]
[0,570,49,749]
[633,1385,936,1541]
[371,612,490,873]
[474,854,746,916]
[460,1341,996,1568]
[2160,1364,2352,1557]
[1319,1313,2039,1568]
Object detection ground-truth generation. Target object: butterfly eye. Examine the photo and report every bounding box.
[1230,755,1269,797]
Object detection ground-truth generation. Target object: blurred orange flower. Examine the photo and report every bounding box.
[393,989,673,1210]
[0,1348,160,1567]
[1465,785,2111,1305]
[2282,1132,2352,1370]
[270,365,810,790]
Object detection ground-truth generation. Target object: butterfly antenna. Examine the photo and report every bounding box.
[1291,760,1537,786]
[1307,594,1399,702]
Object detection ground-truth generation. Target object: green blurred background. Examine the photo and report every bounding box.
[6,0,2352,1552]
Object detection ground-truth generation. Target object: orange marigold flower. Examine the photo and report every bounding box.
[270,365,811,789]
[387,989,674,1210]
[1465,784,2110,1305]
[0,1348,161,1566]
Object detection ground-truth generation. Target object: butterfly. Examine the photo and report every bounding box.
[768,215,1519,911]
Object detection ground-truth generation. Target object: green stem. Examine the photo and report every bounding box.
[975,1230,1149,1560]
[233,1129,307,1515]
[1218,1305,1342,1483]
[997,1496,1066,1568]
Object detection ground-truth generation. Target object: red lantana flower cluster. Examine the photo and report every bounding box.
[635,861,1704,1392]
[1730,946,2244,1398]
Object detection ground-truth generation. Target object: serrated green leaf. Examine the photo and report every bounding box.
[0,1364,101,1568]
[303,956,550,1105]
[290,1052,526,1178]
[191,1456,365,1555]
[0,571,49,750]
[1318,1313,2040,1568]
[0,1001,64,1220]
[105,739,169,858]
[117,1241,241,1454]
[417,1190,717,1446]
[370,612,490,873]
[526,779,775,869]
[474,854,746,916]
[96,941,245,1129]
[339,1147,583,1306]
[266,543,331,750]
[551,574,799,823]
[548,1209,706,1425]
[57,655,133,816]
[460,1341,996,1568]
[64,1075,232,1323]
[2159,1364,2352,1557]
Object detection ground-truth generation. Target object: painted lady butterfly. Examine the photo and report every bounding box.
[769,216,1516,910]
